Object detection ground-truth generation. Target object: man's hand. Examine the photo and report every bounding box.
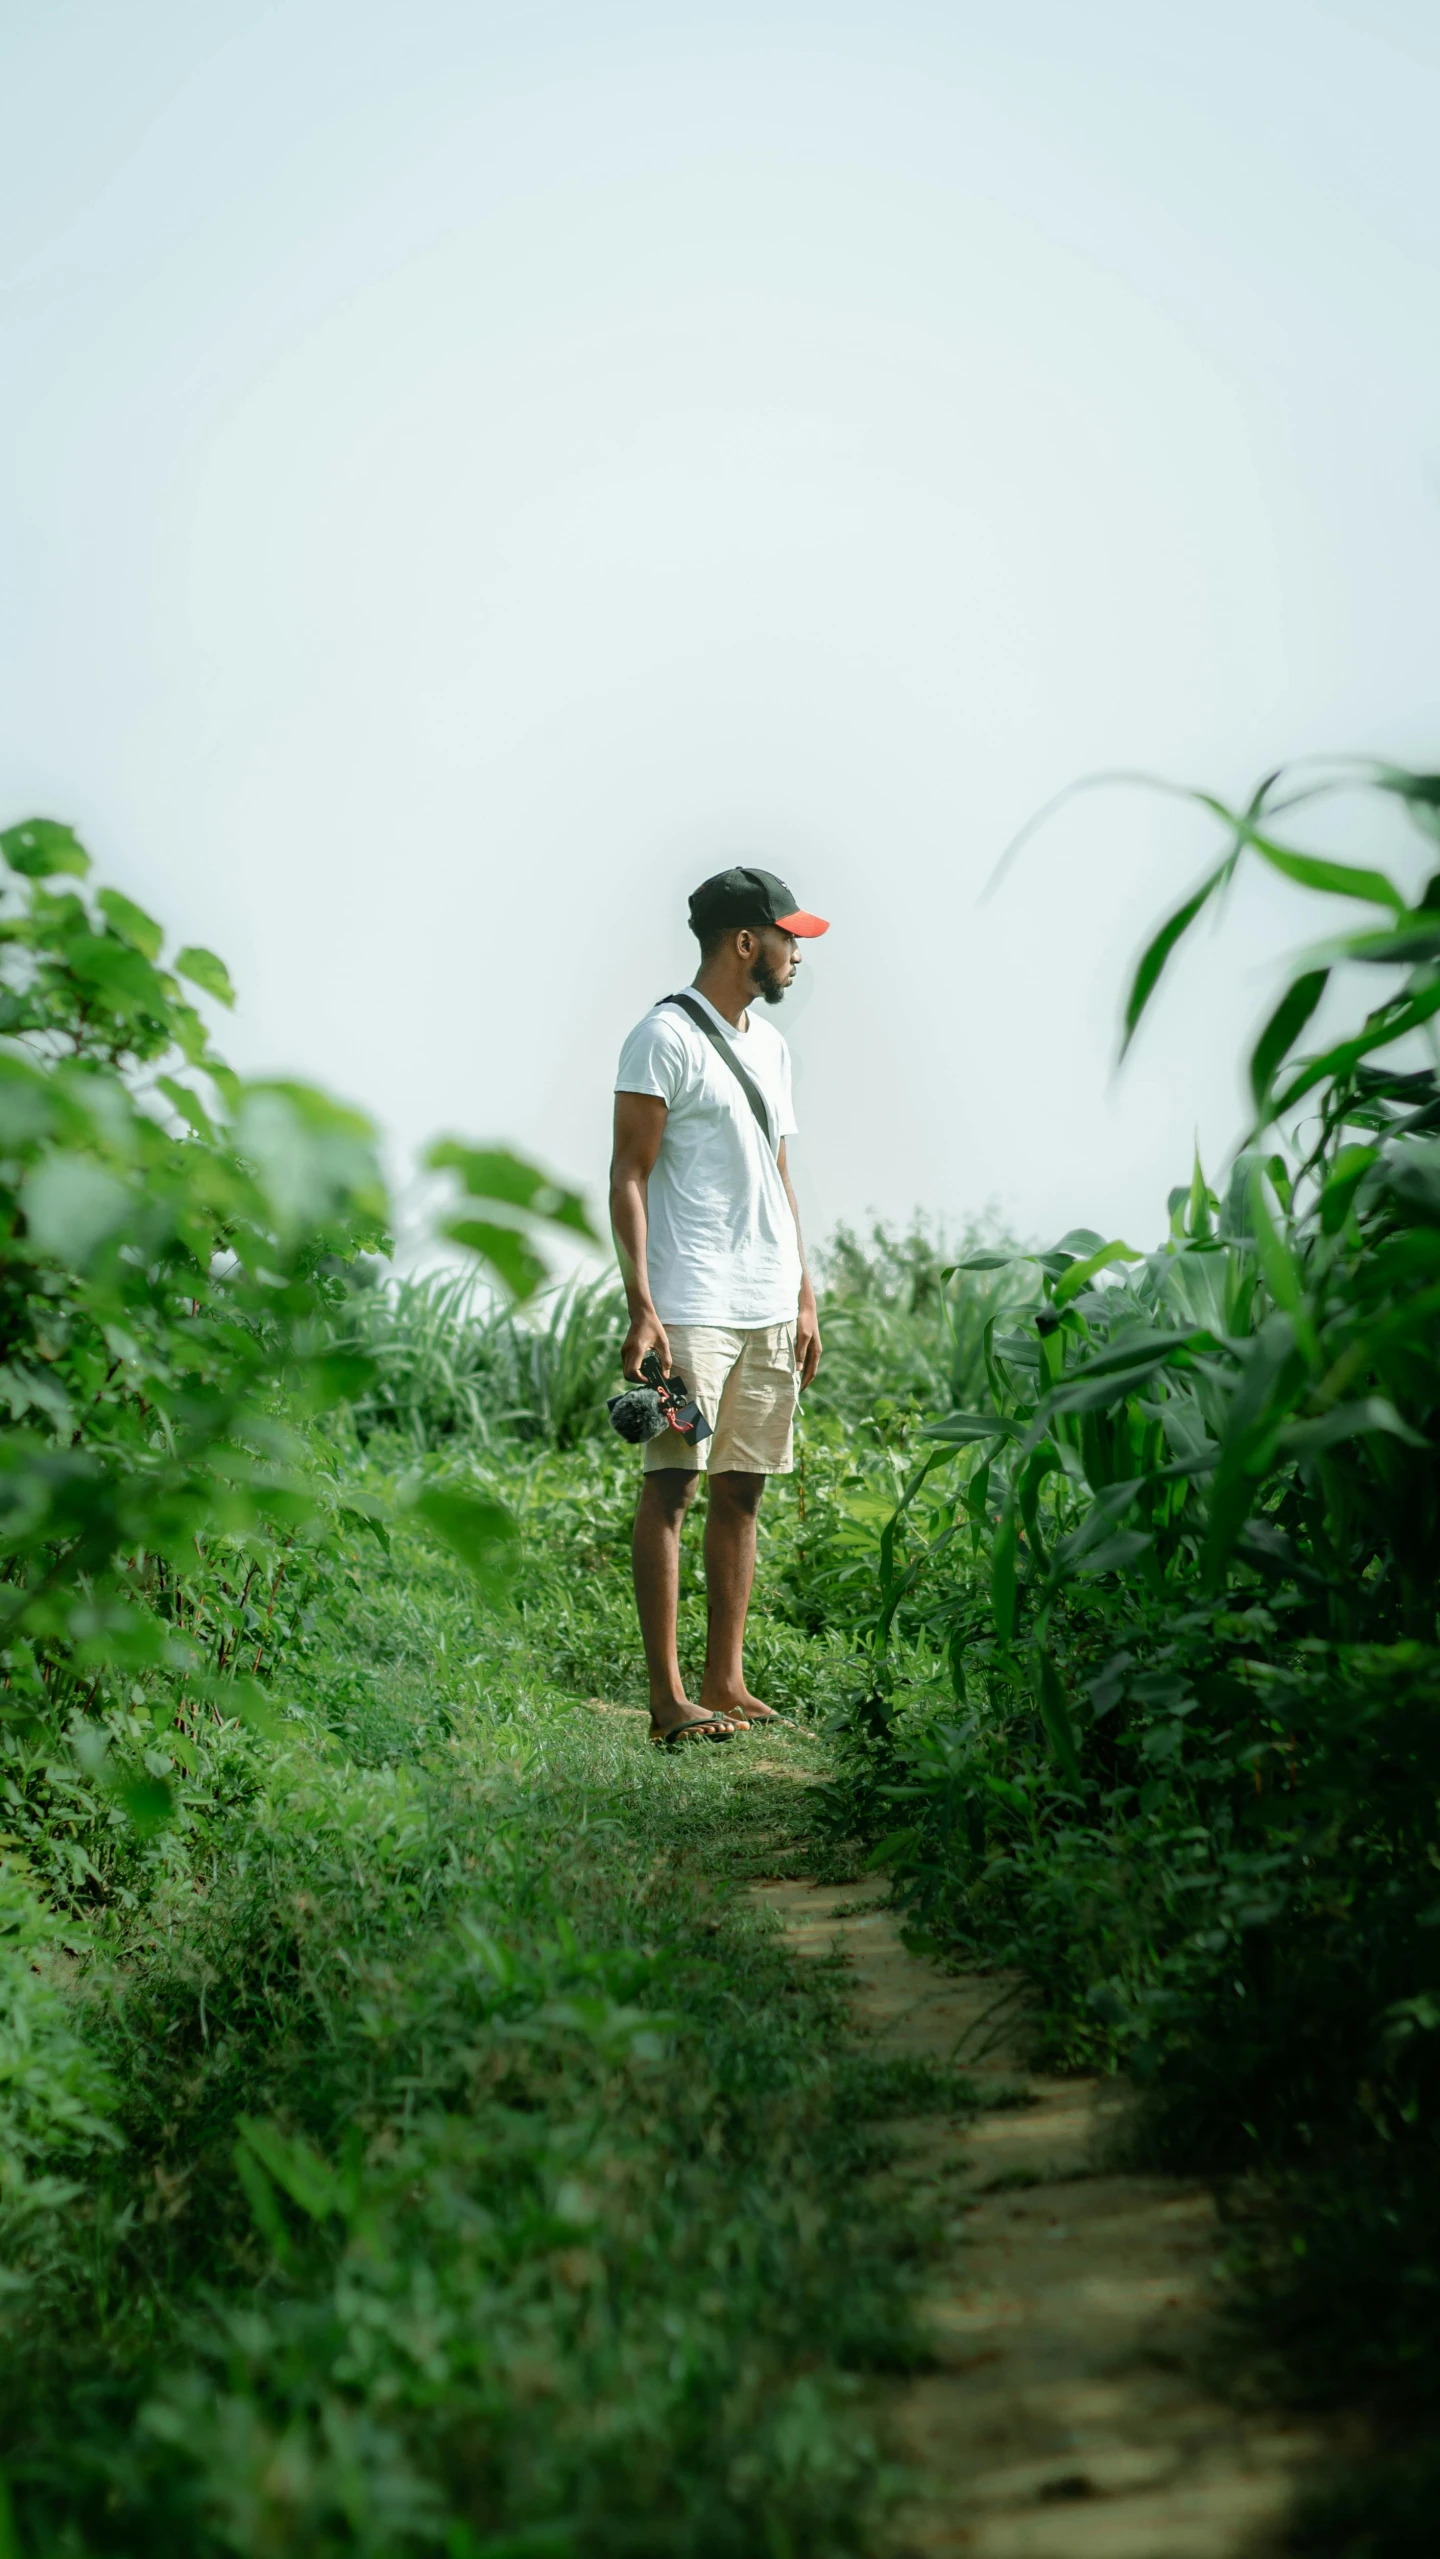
[796,1287,822,1390]
[622,1305,672,1382]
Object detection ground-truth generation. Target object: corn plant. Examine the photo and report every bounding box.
[875,760,1440,1773]
[829,765,1440,2515]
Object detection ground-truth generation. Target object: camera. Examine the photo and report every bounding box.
[607,1351,713,1447]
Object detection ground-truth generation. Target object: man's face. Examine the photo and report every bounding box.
[744,925,800,1006]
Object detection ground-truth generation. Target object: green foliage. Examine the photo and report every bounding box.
[0,818,593,1783]
[20,763,1440,2547]
[0,1510,916,2559]
[0,817,604,2273]
[0,814,933,2556]
[341,1270,628,1452]
[0,818,391,1793]
[426,1142,598,1303]
[822,760,1440,2533]
[807,1216,1032,1431]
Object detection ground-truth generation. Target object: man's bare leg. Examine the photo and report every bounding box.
[632,1471,738,1736]
[698,1470,778,1724]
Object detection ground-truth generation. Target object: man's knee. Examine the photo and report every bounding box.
[708,1469,766,1517]
[640,1468,701,1520]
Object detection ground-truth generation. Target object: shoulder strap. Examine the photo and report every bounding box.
[661,992,778,1157]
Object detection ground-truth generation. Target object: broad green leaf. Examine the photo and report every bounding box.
[1281,1398,1427,1458]
[234,1084,387,1242]
[1334,921,1440,967]
[175,945,236,1007]
[169,1001,212,1068]
[426,1140,597,1241]
[0,1056,53,1151]
[299,1351,377,1409]
[1071,1528,1153,1576]
[864,1829,920,1871]
[1050,1325,1196,1382]
[917,1410,1013,1445]
[990,1506,1018,1646]
[412,1486,517,1600]
[96,887,164,960]
[1,817,90,878]
[1380,1141,1440,1219]
[1246,831,1405,913]
[21,1153,131,1265]
[69,1602,173,1670]
[64,933,170,1017]
[1245,1169,1317,1367]
[1050,1478,1146,1570]
[1120,866,1226,1056]
[214,1676,285,1739]
[252,1077,377,1138]
[1053,1238,1142,1307]
[1010,1455,1053,1575]
[1184,1149,1215,1240]
[1374,764,1440,843]
[443,1216,548,1301]
[1249,969,1329,1115]
[876,1449,949,1649]
[1319,1144,1378,1234]
[1035,1653,1082,1792]
[1272,976,1440,1116]
[1045,1349,1187,1417]
[114,1773,174,1836]
[339,1500,391,1555]
[155,1075,216,1141]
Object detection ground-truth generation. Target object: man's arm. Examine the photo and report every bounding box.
[611,1091,671,1380]
[777,1139,822,1389]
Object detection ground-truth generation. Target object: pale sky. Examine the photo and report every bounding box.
[3,1,1438,1270]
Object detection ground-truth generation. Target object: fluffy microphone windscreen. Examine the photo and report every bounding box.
[607,1387,668,1444]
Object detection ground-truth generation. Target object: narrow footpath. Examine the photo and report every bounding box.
[754,1878,1325,2559]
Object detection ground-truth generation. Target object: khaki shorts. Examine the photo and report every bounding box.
[642,1321,800,1474]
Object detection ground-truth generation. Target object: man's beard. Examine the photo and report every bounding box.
[749,952,789,1006]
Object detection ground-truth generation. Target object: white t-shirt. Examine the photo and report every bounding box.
[615,989,802,1325]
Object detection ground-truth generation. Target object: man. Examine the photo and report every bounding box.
[610,866,829,1744]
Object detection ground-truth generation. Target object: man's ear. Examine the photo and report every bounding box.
[735,926,759,961]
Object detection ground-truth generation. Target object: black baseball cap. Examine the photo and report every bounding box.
[687,865,830,940]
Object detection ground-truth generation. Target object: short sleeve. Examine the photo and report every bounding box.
[616,1009,688,1105]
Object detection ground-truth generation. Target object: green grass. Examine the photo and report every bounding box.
[0,1501,944,2559]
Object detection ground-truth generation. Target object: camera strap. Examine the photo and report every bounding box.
[661,992,778,1157]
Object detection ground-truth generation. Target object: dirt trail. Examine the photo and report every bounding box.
[754,1880,1323,2559]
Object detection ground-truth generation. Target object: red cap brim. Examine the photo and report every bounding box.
[774,909,829,937]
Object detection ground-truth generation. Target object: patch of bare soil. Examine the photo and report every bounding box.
[754,1881,1325,2559]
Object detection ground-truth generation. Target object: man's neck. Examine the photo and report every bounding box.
[692,961,751,1029]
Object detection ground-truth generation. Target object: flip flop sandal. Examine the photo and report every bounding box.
[649,1713,737,1747]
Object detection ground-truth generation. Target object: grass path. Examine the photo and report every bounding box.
[754,1870,1327,2556]
[2,1520,1351,2558]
